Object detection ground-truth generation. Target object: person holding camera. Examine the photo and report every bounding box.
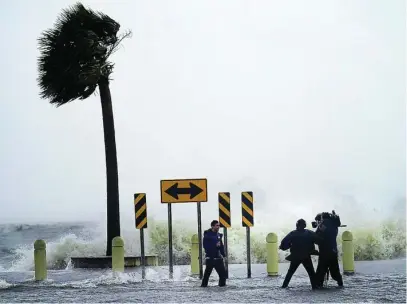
[279,219,322,289]
[200,220,227,287]
[313,211,344,288]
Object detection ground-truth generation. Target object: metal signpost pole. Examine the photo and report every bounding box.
[168,203,173,279]
[197,202,203,279]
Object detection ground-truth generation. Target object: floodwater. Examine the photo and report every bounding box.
[1,259,405,303]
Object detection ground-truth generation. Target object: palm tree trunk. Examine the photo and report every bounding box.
[99,77,121,256]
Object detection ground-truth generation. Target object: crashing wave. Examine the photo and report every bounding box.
[147,218,406,264]
[0,216,405,271]
[0,279,13,289]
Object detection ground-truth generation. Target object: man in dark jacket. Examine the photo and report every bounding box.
[314,211,344,288]
[201,220,227,287]
[279,219,321,289]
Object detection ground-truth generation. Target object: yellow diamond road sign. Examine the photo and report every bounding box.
[161,178,207,203]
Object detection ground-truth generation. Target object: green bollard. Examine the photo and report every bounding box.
[342,231,355,275]
[266,233,278,276]
[34,239,47,281]
[112,236,124,272]
[191,234,199,275]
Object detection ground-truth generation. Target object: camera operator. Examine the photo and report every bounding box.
[279,219,321,289]
[313,211,344,288]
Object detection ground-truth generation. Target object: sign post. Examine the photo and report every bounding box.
[197,202,203,279]
[167,203,173,279]
[134,193,148,279]
[241,191,254,278]
[218,192,231,278]
[160,178,208,280]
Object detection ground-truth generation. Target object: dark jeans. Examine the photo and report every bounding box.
[282,256,316,289]
[315,252,343,287]
[201,258,227,287]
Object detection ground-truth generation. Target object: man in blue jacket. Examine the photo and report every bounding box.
[314,211,344,288]
[201,220,227,287]
[279,219,321,289]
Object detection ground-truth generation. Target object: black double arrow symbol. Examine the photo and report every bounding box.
[165,182,203,200]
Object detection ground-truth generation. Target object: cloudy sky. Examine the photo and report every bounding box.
[0,0,405,227]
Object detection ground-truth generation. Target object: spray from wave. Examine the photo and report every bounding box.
[147,218,406,264]
[0,279,13,289]
[0,223,105,271]
[0,201,405,271]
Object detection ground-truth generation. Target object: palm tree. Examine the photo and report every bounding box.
[37,2,131,256]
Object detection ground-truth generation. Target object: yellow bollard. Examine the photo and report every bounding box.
[342,231,355,275]
[112,236,124,272]
[34,239,47,281]
[266,233,278,276]
[191,234,199,275]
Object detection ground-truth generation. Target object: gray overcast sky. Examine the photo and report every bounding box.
[0,0,405,227]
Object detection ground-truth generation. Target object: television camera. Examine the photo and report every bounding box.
[311,210,347,229]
